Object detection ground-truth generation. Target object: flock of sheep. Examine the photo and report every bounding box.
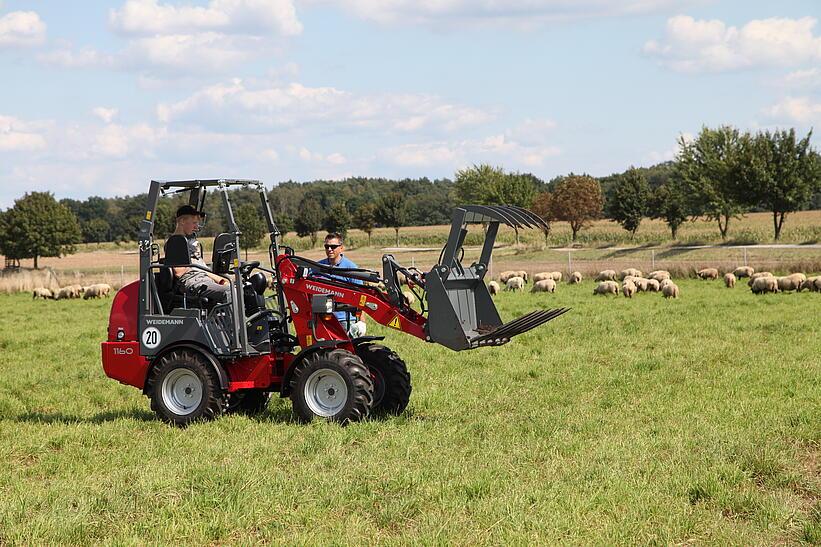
[487,265,821,300]
[32,283,113,300]
[489,268,682,299]
[709,266,821,294]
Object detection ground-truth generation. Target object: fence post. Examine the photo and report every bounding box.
[744,247,748,267]
[651,249,655,270]
[568,251,572,274]
[121,265,124,287]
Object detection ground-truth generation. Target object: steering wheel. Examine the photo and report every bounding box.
[239,261,260,277]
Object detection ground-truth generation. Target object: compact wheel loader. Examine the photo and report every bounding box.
[101,179,568,425]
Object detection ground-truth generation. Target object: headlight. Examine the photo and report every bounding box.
[311,294,334,314]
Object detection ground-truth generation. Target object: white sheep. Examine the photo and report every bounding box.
[648,270,671,282]
[55,287,76,300]
[593,280,619,296]
[488,281,500,296]
[531,279,556,293]
[619,268,642,280]
[515,270,529,283]
[532,272,552,283]
[751,276,779,294]
[622,280,636,298]
[550,271,562,282]
[505,276,525,292]
[662,282,680,299]
[724,273,736,288]
[798,276,821,292]
[594,270,617,282]
[568,271,582,284]
[732,266,754,278]
[645,279,660,292]
[659,278,674,290]
[83,283,112,299]
[498,271,517,284]
[32,287,53,300]
[747,272,773,287]
[697,268,719,280]
[776,274,804,292]
[633,278,650,292]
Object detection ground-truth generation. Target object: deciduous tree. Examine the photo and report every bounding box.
[548,175,604,241]
[294,199,324,248]
[608,167,649,238]
[1,192,81,268]
[376,193,407,247]
[352,203,377,247]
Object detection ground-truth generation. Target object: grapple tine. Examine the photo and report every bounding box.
[492,205,537,229]
[462,205,523,228]
[471,308,569,345]
[508,205,550,230]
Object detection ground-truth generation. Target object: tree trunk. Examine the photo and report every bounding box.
[571,225,578,241]
[310,232,317,248]
[670,223,679,240]
[394,228,399,247]
[34,255,39,269]
[367,232,371,247]
[773,211,786,241]
[514,227,520,246]
[542,228,550,244]
[718,215,729,240]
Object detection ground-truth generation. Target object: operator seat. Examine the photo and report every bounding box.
[156,234,211,312]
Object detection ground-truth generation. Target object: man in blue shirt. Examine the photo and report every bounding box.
[315,232,365,336]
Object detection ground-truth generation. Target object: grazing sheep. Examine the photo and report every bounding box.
[724,273,736,288]
[646,279,661,292]
[798,276,821,292]
[402,290,415,305]
[69,284,85,297]
[505,276,525,292]
[83,283,112,299]
[593,280,619,296]
[776,274,804,292]
[648,270,671,282]
[633,277,650,292]
[532,272,552,283]
[569,271,582,284]
[659,278,674,290]
[748,272,773,287]
[732,266,754,278]
[595,270,617,282]
[515,271,529,283]
[697,268,719,280]
[55,287,76,300]
[619,268,642,281]
[488,281,500,296]
[32,287,53,300]
[622,280,636,298]
[498,271,517,284]
[531,279,556,293]
[751,276,779,294]
[662,282,680,299]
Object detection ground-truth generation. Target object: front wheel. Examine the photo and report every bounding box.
[356,344,412,415]
[290,349,374,424]
[148,349,224,426]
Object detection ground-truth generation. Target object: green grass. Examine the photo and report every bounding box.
[0,281,819,544]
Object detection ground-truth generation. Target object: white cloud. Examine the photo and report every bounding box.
[381,134,560,169]
[783,68,821,90]
[763,96,821,125]
[123,32,262,72]
[110,0,302,37]
[644,15,821,72]
[156,78,493,135]
[307,0,691,28]
[0,115,47,152]
[37,46,116,69]
[0,10,46,47]
[92,107,119,124]
[92,123,165,158]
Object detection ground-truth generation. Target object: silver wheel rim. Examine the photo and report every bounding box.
[304,369,348,417]
[161,369,203,415]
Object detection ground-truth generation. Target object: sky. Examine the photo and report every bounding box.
[0,0,819,208]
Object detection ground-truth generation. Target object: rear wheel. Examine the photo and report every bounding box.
[356,344,411,415]
[148,349,224,426]
[290,349,373,424]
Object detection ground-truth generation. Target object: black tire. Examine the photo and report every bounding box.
[225,390,271,416]
[356,344,411,415]
[147,349,225,426]
[290,349,373,424]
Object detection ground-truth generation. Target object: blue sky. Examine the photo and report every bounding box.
[1,0,819,207]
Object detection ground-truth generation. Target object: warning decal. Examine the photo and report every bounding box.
[387,316,401,329]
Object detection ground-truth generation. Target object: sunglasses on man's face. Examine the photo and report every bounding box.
[324,244,342,250]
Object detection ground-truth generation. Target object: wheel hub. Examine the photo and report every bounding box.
[161,369,203,415]
[304,369,348,417]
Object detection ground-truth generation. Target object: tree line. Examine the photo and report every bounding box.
[1,125,818,267]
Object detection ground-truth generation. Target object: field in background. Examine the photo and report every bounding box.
[1,210,820,295]
[0,280,818,543]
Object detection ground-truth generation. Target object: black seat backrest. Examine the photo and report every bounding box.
[154,265,175,313]
[164,234,191,267]
[212,233,237,274]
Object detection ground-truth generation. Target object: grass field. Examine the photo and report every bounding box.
[0,280,818,544]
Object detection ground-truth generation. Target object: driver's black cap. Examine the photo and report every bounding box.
[176,205,206,218]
